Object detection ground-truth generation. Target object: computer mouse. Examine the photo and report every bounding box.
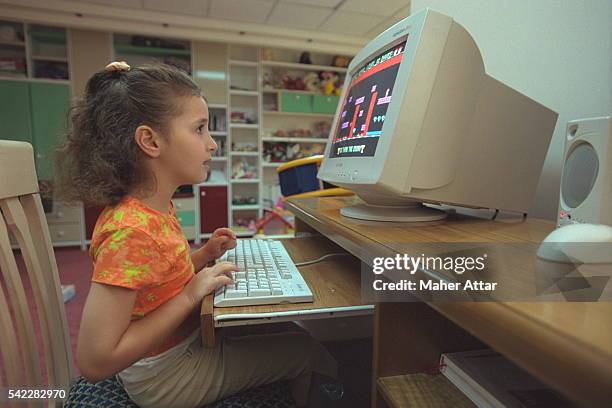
[537,223,612,264]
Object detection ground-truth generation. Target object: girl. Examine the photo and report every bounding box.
[56,62,337,407]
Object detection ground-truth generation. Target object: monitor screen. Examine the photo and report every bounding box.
[329,39,407,158]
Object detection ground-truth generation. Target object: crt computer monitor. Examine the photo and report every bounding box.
[317,9,558,222]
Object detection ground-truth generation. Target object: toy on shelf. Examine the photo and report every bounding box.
[281,74,305,91]
[313,121,331,139]
[232,195,258,205]
[231,159,257,179]
[231,142,258,152]
[261,48,277,61]
[263,143,287,163]
[303,72,320,92]
[263,141,325,164]
[263,72,274,89]
[234,217,257,231]
[230,111,256,124]
[299,51,312,65]
[320,71,340,96]
[332,55,351,68]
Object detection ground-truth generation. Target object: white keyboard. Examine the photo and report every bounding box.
[214,239,314,307]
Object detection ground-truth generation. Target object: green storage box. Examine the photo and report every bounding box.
[176,210,196,227]
[312,95,340,114]
[280,92,313,113]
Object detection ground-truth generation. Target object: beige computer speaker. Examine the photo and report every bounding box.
[557,116,611,227]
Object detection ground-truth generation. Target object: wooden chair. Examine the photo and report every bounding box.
[0,140,73,406]
[0,140,295,407]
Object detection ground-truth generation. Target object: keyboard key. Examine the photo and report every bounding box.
[225,290,247,298]
[249,288,270,296]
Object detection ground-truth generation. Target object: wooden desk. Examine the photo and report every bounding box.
[201,235,373,345]
[286,196,612,407]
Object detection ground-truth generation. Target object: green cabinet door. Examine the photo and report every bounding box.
[29,82,70,180]
[0,80,33,144]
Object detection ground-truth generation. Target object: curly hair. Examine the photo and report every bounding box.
[55,63,201,206]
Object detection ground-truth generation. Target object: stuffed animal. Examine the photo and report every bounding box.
[319,71,339,96]
[303,72,320,93]
[293,77,305,91]
[262,48,276,61]
[299,52,312,64]
[332,55,351,68]
[286,143,301,160]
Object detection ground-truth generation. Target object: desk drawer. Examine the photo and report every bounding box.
[48,222,81,243]
[46,203,81,224]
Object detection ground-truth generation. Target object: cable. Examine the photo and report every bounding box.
[295,253,352,267]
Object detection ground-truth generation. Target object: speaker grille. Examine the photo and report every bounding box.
[561,142,599,208]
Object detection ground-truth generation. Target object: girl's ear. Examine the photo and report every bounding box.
[134,125,162,158]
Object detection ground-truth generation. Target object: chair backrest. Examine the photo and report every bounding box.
[0,140,74,407]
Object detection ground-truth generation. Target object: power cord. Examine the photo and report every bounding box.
[295,253,352,267]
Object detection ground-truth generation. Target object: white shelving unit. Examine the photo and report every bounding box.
[260,48,348,209]
[228,44,261,235]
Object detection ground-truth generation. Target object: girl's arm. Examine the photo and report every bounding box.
[76,262,238,383]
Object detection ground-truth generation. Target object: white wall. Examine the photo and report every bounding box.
[411,0,612,219]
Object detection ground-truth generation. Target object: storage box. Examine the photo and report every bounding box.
[312,94,339,114]
[280,92,313,113]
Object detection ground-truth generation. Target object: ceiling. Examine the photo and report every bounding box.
[76,0,412,38]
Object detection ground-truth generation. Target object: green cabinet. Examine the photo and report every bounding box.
[0,80,33,144]
[0,80,69,180]
[313,95,339,114]
[29,82,70,180]
[280,92,313,113]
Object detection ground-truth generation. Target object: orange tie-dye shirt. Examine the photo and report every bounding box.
[90,196,197,356]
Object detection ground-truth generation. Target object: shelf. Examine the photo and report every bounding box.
[377,374,475,408]
[262,162,283,168]
[262,137,328,143]
[231,204,261,210]
[263,110,335,118]
[230,151,258,156]
[229,60,258,67]
[229,89,259,96]
[231,178,260,183]
[32,55,68,63]
[114,44,190,57]
[211,157,227,161]
[263,88,321,96]
[198,181,228,187]
[208,104,227,109]
[230,123,259,129]
[210,131,228,136]
[0,40,26,47]
[262,60,347,73]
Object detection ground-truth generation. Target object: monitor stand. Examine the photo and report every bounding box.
[340,202,447,222]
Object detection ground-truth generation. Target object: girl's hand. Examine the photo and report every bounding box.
[203,228,238,261]
[183,262,239,306]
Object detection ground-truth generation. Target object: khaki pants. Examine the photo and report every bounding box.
[117,326,338,407]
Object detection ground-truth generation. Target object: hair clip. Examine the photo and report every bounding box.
[105,61,131,72]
